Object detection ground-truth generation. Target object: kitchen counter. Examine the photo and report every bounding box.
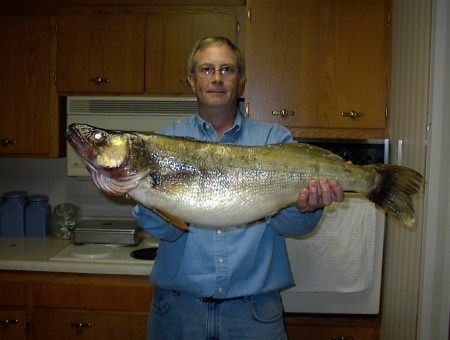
[0,236,153,276]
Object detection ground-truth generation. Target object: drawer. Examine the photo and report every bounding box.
[33,281,153,311]
[0,281,26,306]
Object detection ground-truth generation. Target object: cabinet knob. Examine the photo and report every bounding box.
[70,322,93,332]
[272,109,295,117]
[0,319,19,328]
[341,110,364,119]
[90,76,110,85]
[1,139,17,145]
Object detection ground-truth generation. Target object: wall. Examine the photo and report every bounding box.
[380,0,431,338]
[418,0,450,337]
[0,157,134,220]
[381,0,450,339]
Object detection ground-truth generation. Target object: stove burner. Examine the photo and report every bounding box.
[130,247,158,260]
[70,244,115,259]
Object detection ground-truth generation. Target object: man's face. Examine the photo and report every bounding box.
[188,43,245,111]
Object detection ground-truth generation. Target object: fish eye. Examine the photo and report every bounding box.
[93,131,103,141]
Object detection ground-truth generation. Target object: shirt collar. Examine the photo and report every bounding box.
[195,111,243,142]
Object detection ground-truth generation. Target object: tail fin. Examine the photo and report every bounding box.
[366,164,423,226]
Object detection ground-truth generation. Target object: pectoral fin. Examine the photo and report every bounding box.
[152,209,189,230]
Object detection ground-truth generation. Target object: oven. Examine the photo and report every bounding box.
[281,138,388,315]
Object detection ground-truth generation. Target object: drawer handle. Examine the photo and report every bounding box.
[341,110,364,119]
[331,336,354,340]
[70,322,93,332]
[272,109,295,117]
[0,319,19,328]
[90,76,110,85]
[1,139,17,145]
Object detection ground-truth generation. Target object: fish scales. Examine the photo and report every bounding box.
[66,124,424,228]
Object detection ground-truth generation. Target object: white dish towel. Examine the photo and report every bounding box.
[285,193,377,293]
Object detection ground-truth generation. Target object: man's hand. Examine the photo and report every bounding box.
[296,179,345,213]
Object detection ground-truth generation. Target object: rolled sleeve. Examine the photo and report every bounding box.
[268,206,323,236]
[132,204,185,241]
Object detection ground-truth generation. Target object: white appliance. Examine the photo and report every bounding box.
[281,138,388,315]
[66,96,198,176]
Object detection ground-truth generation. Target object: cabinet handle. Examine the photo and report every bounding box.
[70,322,93,332]
[272,109,295,117]
[1,139,17,145]
[341,110,364,119]
[90,76,110,85]
[0,319,19,328]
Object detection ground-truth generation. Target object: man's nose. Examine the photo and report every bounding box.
[211,71,224,83]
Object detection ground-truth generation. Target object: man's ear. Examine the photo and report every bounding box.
[187,73,196,92]
[237,74,246,97]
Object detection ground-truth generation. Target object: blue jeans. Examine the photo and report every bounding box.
[147,287,287,340]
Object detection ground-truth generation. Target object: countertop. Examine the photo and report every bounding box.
[0,236,153,276]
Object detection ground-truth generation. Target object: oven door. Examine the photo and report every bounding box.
[281,138,388,315]
[281,197,385,314]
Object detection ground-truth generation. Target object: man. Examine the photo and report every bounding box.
[133,36,344,339]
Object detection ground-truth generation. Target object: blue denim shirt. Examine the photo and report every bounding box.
[133,112,323,298]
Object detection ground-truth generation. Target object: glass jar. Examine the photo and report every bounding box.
[0,191,27,236]
[52,203,79,239]
[25,195,51,237]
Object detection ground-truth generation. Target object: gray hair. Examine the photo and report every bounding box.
[187,36,245,76]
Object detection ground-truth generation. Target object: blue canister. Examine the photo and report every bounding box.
[25,195,51,237]
[0,191,28,236]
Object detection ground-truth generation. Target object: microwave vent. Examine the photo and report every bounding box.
[67,96,198,116]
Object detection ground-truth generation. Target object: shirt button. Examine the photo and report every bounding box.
[217,287,223,293]
[216,228,222,235]
[218,257,224,264]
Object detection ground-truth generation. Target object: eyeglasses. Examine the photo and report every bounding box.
[195,65,239,79]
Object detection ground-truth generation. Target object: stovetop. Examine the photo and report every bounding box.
[50,234,159,264]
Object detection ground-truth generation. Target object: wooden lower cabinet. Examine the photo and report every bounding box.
[284,314,380,340]
[33,310,147,340]
[0,271,153,340]
[0,309,27,339]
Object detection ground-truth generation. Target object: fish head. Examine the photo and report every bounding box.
[66,124,152,195]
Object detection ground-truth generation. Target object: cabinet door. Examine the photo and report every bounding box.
[0,309,27,339]
[246,0,320,127]
[146,12,238,94]
[246,0,390,131]
[0,15,51,156]
[56,14,145,93]
[33,310,147,340]
[317,0,390,129]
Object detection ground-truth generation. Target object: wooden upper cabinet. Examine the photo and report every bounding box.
[145,12,238,95]
[246,0,320,128]
[55,13,146,93]
[246,0,391,134]
[0,14,52,156]
[317,0,390,129]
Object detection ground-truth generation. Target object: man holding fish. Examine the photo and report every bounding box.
[133,37,345,339]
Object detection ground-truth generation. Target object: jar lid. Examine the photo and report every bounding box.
[28,195,49,202]
[4,191,28,199]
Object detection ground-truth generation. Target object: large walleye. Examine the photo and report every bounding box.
[66,124,423,228]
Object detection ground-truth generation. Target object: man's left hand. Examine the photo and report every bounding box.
[296,179,345,213]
